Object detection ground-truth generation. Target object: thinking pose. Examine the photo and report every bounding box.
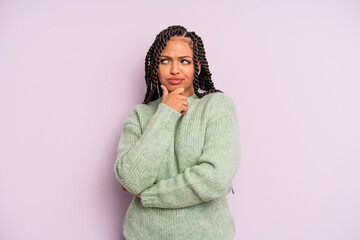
[114,25,241,240]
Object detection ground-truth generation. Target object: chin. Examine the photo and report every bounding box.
[167,85,181,89]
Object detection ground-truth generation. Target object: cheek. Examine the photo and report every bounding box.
[158,66,167,77]
[185,67,195,77]
[157,69,166,84]
[157,68,163,78]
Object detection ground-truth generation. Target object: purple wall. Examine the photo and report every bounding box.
[1,0,359,239]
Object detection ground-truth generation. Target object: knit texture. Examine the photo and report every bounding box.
[114,89,241,240]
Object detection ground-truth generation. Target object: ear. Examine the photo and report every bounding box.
[197,60,201,75]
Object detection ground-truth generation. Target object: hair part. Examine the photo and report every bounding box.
[142,25,223,104]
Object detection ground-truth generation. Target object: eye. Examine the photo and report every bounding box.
[182,60,191,64]
[160,59,169,64]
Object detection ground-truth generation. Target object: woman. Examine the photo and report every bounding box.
[114,25,241,240]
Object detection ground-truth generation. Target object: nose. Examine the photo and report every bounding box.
[170,61,180,75]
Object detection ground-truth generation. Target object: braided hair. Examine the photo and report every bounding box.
[142,25,223,104]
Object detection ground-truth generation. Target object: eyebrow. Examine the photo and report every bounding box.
[160,55,193,59]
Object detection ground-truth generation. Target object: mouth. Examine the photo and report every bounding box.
[167,77,183,85]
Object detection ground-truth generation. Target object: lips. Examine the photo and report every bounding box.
[167,77,183,85]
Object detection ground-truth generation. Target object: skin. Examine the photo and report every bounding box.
[158,36,201,97]
[122,36,201,198]
[158,36,201,116]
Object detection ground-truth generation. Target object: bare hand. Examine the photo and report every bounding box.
[161,85,189,115]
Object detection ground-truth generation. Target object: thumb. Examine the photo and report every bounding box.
[161,85,169,97]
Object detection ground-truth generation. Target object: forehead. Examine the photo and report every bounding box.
[161,37,193,56]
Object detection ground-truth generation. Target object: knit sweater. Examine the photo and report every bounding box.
[114,89,241,240]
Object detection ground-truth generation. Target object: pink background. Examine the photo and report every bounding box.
[1,0,359,239]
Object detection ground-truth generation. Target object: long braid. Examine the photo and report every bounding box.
[184,32,201,97]
[144,44,154,102]
[142,25,222,104]
[194,35,217,91]
[190,32,222,97]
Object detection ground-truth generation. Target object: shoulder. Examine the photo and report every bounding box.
[207,92,236,108]
[123,104,142,125]
[207,92,237,115]
[198,92,236,125]
[124,99,159,124]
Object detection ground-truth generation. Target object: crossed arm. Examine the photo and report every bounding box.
[114,95,240,209]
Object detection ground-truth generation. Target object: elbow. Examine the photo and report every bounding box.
[114,156,153,194]
[210,153,240,199]
[114,160,130,190]
[114,160,139,194]
[200,174,233,202]
[210,177,232,200]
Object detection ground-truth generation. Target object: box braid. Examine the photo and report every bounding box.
[142,25,223,104]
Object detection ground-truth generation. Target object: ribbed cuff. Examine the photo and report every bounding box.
[152,103,182,129]
[140,189,161,208]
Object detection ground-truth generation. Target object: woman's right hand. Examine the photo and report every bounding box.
[161,85,189,115]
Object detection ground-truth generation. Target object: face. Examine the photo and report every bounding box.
[157,36,201,97]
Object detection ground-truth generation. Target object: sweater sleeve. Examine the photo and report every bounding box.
[140,95,241,209]
[114,102,182,194]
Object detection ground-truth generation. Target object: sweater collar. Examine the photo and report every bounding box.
[187,92,198,103]
[188,89,205,102]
